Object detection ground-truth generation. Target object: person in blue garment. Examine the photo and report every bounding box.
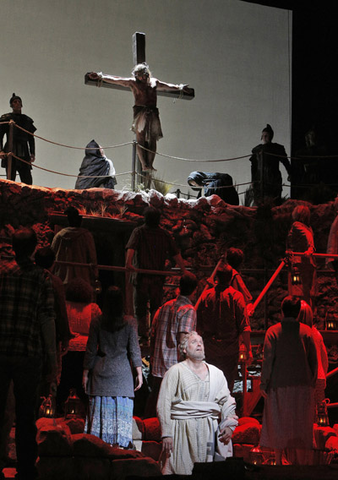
[83,286,142,448]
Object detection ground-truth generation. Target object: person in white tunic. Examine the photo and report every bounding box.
[156,332,238,475]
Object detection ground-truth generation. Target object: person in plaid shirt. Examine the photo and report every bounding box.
[145,272,198,417]
[0,228,57,480]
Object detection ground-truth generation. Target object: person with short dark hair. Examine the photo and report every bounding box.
[197,264,252,392]
[260,295,317,465]
[0,94,36,184]
[51,207,98,287]
[0,227,57,480]
[126,206,187,344]
[146,272,198,417]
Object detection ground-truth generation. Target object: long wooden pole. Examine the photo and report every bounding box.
[194,255,225,310]
[326,367,338,379]
[249,259,286,316]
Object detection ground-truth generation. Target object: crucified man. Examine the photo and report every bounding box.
[89,63,193,171]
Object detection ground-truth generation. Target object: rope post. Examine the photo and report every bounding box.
[259,151,264,203]
[6,120,15,180]
[132,140,137,191]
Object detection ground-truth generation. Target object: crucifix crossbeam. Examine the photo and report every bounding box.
[84,32,195,100]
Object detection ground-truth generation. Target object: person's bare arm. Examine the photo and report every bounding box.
[156,79,193,95]
[88,72,134,88]
[125,248,136,271]
[173,253,188,273]
[242,331,253,365]
[134,366,143,391]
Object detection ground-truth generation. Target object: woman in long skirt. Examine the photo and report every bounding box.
[83,287,143,448]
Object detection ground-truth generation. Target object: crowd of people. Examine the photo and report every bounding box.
[1,197,337,479]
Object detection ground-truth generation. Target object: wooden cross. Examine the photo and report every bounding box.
[84,32,194,189]
[85,32,195,100]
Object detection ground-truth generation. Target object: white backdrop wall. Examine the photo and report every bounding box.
[0,0,292,202]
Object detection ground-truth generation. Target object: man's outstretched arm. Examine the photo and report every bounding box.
[88,71,134,88]
[156,79,194,95]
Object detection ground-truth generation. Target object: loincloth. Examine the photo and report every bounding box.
[132,105,163,142]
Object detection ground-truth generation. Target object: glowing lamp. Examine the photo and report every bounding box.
[249,446,265,465]
[238,344,247,364]
[94,279,102,295]
[325,313,338,330]
[263,455,276,465]
[64,388,82,418]
[291,270,301,285]
[316,399,330,427]
[39,394,55,418]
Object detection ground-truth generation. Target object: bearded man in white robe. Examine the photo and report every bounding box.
[156,332,238,475]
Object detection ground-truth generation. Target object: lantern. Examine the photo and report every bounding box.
[291,268,301,286]
[316,398,330,427]
[325,313,338,330]
[39,394,55,418]
[64,388,83,418]
[263,455,276,465]
[94,279,102,295]
[238,344,247,364]
[249,446,265,465]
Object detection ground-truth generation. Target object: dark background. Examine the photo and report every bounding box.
[245,1,337,154]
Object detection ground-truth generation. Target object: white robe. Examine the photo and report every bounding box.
[156,361,238,475]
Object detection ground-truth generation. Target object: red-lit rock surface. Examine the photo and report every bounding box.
[36,417,160,480]
[34,415,338,479]
[2,179,338,476]
[1,178,338,331]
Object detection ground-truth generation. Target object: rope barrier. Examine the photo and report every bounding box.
[2,120,338,192]
[7,152,338,196]
[10,153,132,179]
[137,143,251,163]
[55,260,181,276]
[13,123,133,151]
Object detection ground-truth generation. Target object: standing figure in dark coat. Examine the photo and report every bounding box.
[0,94,36,185]
[75,140,116,189]
[249,124,292,206]
[187,171,239,205]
